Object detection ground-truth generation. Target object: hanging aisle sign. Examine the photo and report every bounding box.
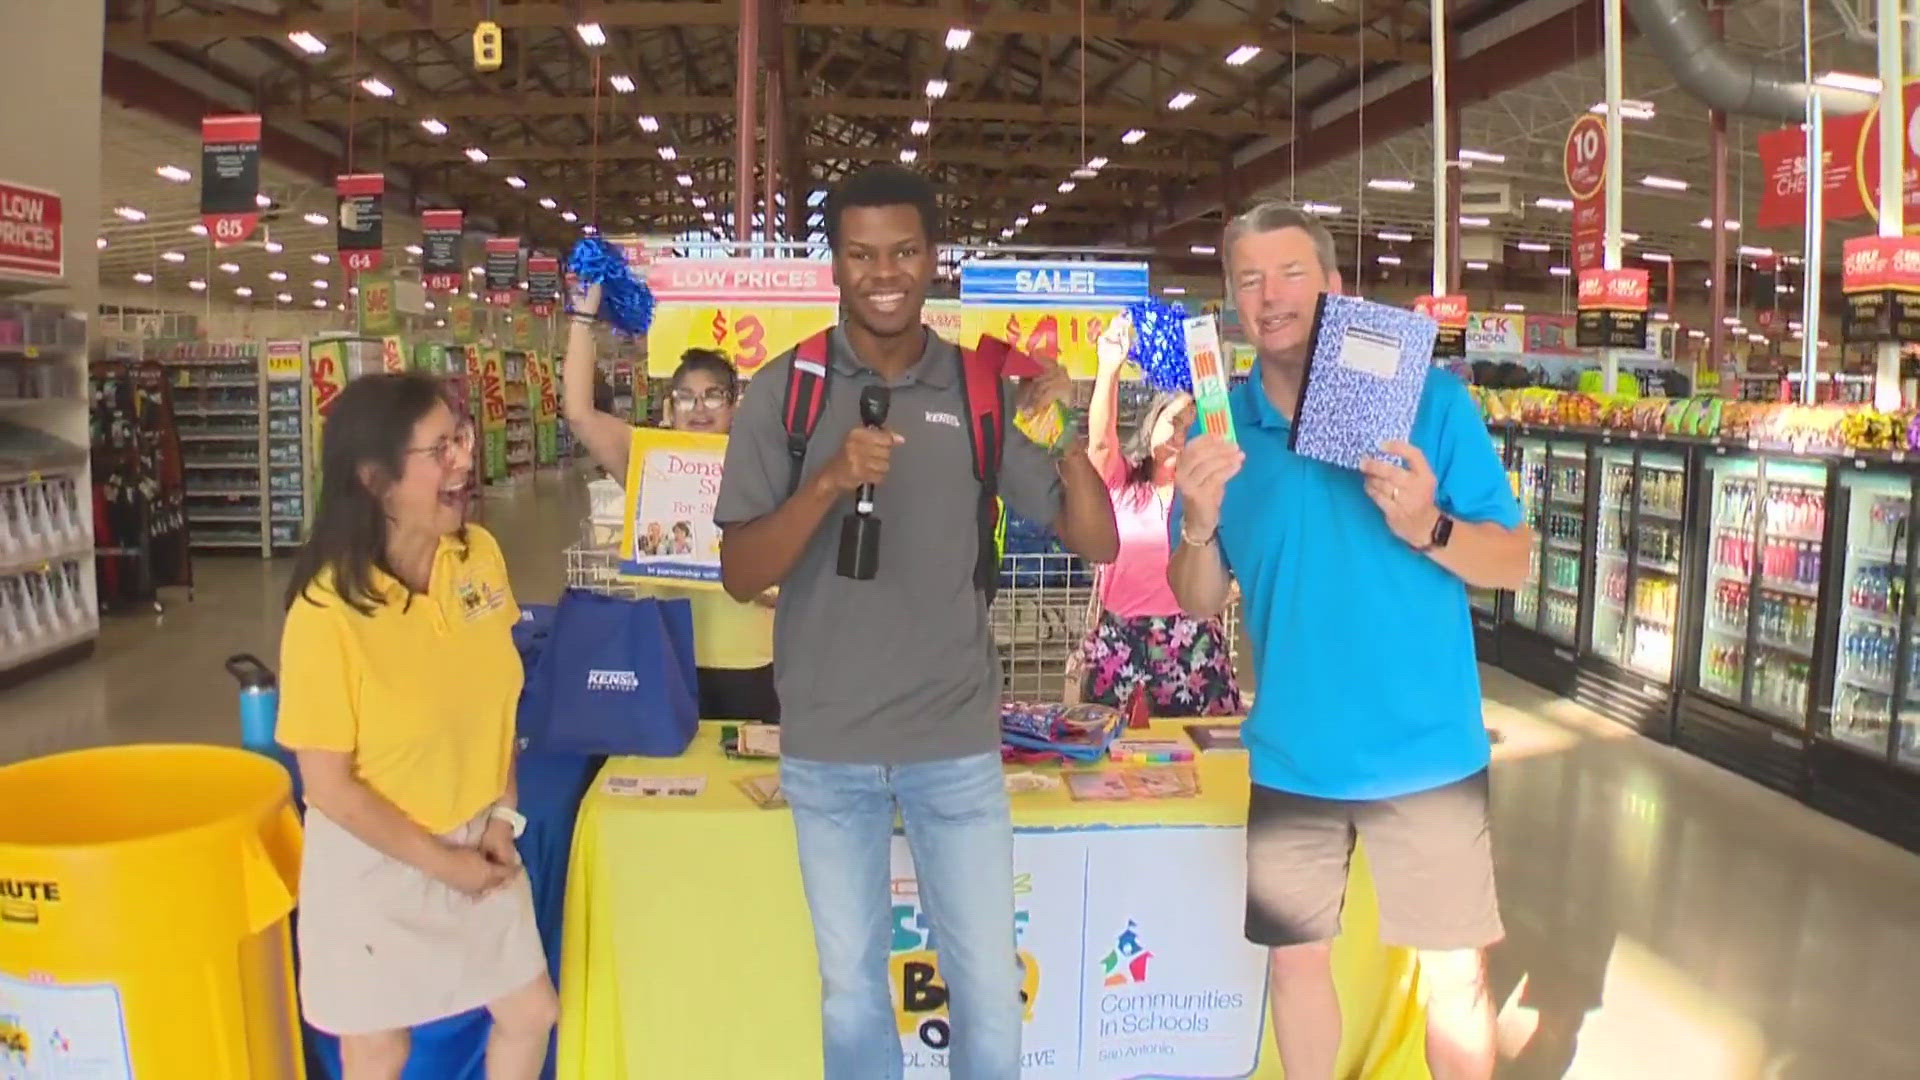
[485,238,520,306]
[645,259,839,378]
[1575,268,1650,350]
[200,114,261,246]
[0,179,63,282]
[1565,114,1607,274]
[1414,295,1470,358]
[959,260,1151,378]
[1840,236,1920,342]
[335,173,385,272]
[421,209,464,291]
[527,254,560,317]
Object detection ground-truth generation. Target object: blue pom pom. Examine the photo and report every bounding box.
[567,237,656,336]
[1125,300,1191,393]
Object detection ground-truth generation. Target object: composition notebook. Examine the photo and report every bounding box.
[1289,294,1437,471]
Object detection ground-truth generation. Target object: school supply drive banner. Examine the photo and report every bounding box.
[959,260,1151,379]
[889,827,1268,1079]
[620,429,726,588]
[645,259,838,379]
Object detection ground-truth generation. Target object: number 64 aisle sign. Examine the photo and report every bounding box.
[643,259,839,378]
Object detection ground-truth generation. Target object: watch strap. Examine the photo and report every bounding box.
[490,804,527,839]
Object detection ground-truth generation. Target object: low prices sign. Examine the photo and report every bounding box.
[1575,268,1651,350]
[200,114,261,246]
[0,180,62,282]
[485,237,520,306]
[420,209,464,291]
[526,254,560,317]
[336,173,386,273]
[1840,235,1920,342]
[1565,114,1607,273]
[645,258,839,377]
[1414,294,1470,358]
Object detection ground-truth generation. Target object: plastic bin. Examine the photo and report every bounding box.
[0,744,304,1078]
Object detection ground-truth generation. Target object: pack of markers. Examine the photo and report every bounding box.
[999,702,1127,763]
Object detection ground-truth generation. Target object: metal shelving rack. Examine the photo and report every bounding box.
[160,339,309,556]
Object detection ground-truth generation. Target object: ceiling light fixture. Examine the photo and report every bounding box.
[1226,44,1261,66]
[1367,178,1416,193]
[691,196,707,208]
[1815,71,1881,94]
[1190,244,1217,255]
[561,211,578,223]
[189,223,208,236]
[1458,215,1491,227]
[1459,149,1506,164]
[161,250,186,264]
[676,173,694,186]
[538,196,558,209]
[359,77,394,98]
[287,31,327,55]
[505,175,526,189]
[463,147,488,163]
[945,27,973,50]
[900,148,919,164]
[254,193,272,208]
[1589,99,1657,120]
[637,114,660,132]
[156,165,191,183]
[1516,241,1552,252]
[1377,254,1403,266]
[1031,202,1048,215]
[303,212,329,226]
[910,119,931,136]
[263,240,283,254]
[276,292,293,303]
[1502,302,1526,312]
[1535,196,1574,211]
[1739,244,1776,257]
[658,146,678,161]
[1640,251,1673,262]
[268,270,287,282]
[419,118,448,136]
[575,22,606,47]
[312,279,330,289]
[1086,156,1109,171]
[609,74,636,93]
[1057,180,1076,193]
[1641,175,1690,192]
[1377,231,1414,243]
[1466,260,1489,271]
[1549,265,1572,277]
[404,244,423,256]
[188,279,206,291]
[132,272,153,284]
[1121,128,1147,145]
[1015,215,1030,227]
[113,205,145,222]
[217,262,239,274]
[1697,217,1741,230]
[311,252,331,264]
[95,237,106,250]
[925,78,949,99]
[1167,91,1198,111]
[1163,286,1188,295]
[1303,201,1342,215]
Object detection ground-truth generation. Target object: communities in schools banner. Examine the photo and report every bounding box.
[888,828,1269,1079]
[620,428,727,588]
[959,260,1152,378]
[645,259,838,379]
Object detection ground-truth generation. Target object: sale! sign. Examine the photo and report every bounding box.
[0,180,62,282]
[200,115,261,246]
[1575,268,1651,350]
[1565,114,1607,273]
[645,259,840,378]
[527,254,560,317]
[336,173,386,272]
[479,347,509,481]
[1840,235,1920,342]
[485,237,520,306]
[958,260,1152,378]
[1414,295,1470,358]
[421,209,464,291]
[357,273,398,336]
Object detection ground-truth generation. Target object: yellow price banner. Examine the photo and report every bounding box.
[647,303,837,380]
[358,275,399,336]
[380,335,406,373]
[450,295,478,344]
[958,306,1119,379]
[265,339,304,382]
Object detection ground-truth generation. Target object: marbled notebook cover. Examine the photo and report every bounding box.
[1289,294,1436,471]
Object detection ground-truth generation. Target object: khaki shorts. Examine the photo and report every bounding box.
[1244,770,1502,951]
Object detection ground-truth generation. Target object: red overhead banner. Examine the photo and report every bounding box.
[1842,236,1920,293]
[1577,268,1651,311]
[1565,114,1607,273]
[1413,294,1469,329]
[0,180,63,281]
[1755,80,1920,230]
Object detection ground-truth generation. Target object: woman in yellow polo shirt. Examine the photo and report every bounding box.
[563,285,778,720]
[277,373,555,1078]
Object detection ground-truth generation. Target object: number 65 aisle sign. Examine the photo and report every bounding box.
[643,259,839,378]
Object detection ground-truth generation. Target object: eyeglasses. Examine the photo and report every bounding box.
[670,387,734,411]
[408,421,475,468]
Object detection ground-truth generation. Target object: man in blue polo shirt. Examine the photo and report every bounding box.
[1169,202,1531,1080]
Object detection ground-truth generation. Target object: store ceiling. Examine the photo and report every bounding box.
[97,0,1883,308]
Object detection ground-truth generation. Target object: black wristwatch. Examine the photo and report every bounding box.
[1417,513,1454,553]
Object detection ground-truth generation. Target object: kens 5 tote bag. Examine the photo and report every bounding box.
[530,588,699,757]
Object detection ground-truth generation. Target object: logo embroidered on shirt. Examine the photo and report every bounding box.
[457,578,505,620]
[925,410,962,429]
[586,669,640,691]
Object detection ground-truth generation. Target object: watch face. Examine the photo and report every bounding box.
[1432,514,1454,548]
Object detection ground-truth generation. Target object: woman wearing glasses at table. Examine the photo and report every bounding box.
[276,373,555,1078]
[563,284,780,721]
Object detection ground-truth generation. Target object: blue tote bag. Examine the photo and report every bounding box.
[529,588,699,757]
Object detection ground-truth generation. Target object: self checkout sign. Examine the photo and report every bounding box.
[1840,235,1920,343]
[201,114,262,246]
[336,173,386,273]
[1575,268,1650,349]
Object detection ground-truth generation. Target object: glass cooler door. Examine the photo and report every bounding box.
[1540,440,1589,645]
[1750,460,1827,726]
[1512,437,1547,633]
[1629,451,1687,682]
[1831,473,1909,758]
[1468,430,1513,623]
[1590,447,1636,665]
[1699,454,1760,702]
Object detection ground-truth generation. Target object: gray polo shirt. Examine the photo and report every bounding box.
[715,325,1065,765]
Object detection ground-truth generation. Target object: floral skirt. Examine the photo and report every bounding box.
[1078,609,1243,718]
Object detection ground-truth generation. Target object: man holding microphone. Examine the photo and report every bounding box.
[716,165,1117,1079]
[1169,202,1531,1080]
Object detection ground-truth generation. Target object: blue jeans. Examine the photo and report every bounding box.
[780,751,1021,1080]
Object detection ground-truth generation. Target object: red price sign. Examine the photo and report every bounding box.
[343,250,379,273]
[1564,115,1607,202]
[1577,268,1650,310]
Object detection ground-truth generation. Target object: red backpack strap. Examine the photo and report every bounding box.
[781,331,833,496]
[957,345,1008,599]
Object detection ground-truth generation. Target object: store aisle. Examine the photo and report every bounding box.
[2,472,1918,1076]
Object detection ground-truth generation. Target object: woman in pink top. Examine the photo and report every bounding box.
[1074,322,1243,716]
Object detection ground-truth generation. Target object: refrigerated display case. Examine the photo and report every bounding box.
[1572,440,1687,737]
[1500,432,1591,693]
[1677,451,1830,796]
[1469,426,1512,663]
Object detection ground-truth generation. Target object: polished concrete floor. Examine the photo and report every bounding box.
[4,469,1919,1078]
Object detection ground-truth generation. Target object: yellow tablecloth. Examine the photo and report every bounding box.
[558,722,1431,1078]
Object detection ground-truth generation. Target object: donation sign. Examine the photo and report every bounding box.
[0,179,62,282]
[959,260,1151,379]
[335,173,385,273]
[420,209,464,292]
[619,428,728,587]
[200,114,261,246]
[645,259,839,378]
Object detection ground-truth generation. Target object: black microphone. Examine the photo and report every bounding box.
[838,385,891,580]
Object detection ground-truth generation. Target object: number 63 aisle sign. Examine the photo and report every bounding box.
[644,259,839,379]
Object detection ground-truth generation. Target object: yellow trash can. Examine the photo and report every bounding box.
[0,744,304,1078]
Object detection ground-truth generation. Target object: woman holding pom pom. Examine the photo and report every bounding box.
[1074,314,1243,717]
[562,279,780,722]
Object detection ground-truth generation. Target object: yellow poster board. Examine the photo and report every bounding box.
[619,428,729,589]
